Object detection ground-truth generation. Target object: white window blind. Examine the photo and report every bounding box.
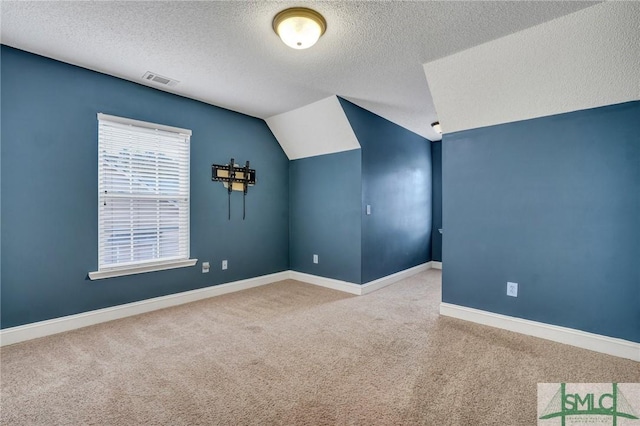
[96,113,191,273]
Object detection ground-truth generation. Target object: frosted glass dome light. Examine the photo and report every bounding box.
[273,8,326,50]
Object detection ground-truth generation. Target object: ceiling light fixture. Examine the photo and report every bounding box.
[273,7,326,50]
[431,121,442,135]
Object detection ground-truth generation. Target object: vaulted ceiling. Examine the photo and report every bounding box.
[1,1,600,142]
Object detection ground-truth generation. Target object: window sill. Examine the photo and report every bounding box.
[88,259,198,280]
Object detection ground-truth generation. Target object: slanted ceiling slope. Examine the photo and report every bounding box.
[267,96,360,160]
[423,1,640,134]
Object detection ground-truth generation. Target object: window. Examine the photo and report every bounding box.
[89,113,196,280]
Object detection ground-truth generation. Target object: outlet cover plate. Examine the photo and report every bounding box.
[222,260,228,270]
[507,282,518,297]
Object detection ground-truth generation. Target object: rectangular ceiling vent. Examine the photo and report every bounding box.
[142,71,179,87]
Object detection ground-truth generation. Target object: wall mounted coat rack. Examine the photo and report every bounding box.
[212,158,256,220]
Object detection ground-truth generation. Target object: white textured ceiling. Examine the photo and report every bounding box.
[424,2,640,134]
[1,1,598,141]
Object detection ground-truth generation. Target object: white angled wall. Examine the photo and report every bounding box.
[266,95,360,160]
[423,2,640,134]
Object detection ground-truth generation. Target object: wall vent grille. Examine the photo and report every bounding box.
[142,71,179,87]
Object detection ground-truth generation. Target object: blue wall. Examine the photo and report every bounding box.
[431,141,442,262]
[289,150,362,283]
[442,101,640,342]
[340,99,432,283]
[1,46,289,328]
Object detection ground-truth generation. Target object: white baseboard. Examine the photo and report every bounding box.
[360,262,432,294]
[440,302,640,362]
[431,261,442,270]
[0,262,438,347]
[289,262,433,296]
[0,271,289,347]
[288,271,363,295]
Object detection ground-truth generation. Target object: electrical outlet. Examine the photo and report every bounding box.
[313,254,318,264]
[222,260,228,270]
[366,205,371,215]
[507,282,518,297]
[202,262,210,273]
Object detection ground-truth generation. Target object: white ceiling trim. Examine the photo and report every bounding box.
[266,96,360,160]
[423,2,640,134]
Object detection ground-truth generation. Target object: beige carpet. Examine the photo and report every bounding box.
[1,270,638,425]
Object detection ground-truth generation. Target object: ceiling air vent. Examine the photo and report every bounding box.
[142,71,179,87]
